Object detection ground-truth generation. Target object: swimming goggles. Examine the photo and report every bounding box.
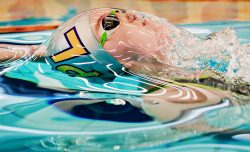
[99,9,125,46]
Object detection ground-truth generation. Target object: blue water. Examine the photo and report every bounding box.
[0,21,250,152]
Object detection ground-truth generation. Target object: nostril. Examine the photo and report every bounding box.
[130,15,134,21]
[142,19,146,26]
[127,14,135,22]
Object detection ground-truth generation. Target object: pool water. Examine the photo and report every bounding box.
[0,21,250,152]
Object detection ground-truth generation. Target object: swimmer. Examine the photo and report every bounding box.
[1,8,249,83]
[89,8,250,83]
[0,8,248,122]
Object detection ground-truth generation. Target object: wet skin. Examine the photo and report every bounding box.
[89,8,172,71]
[89,8,225,119]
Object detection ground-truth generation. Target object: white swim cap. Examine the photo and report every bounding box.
[44,9,123,80]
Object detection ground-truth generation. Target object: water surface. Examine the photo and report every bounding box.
[0,21,250,152]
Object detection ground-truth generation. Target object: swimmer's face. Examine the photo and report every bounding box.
[90,8,170,66]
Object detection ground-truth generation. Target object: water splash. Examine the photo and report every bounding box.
[121,11,250,96]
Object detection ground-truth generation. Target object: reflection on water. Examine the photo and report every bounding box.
[0,20,250,151]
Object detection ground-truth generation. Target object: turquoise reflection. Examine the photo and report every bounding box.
[0,20,250,151]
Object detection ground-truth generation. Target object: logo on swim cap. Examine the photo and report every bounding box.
[45,11,123,80]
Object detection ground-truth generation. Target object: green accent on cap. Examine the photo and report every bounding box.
[100,32,107,47]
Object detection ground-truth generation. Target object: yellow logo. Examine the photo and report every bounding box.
[51,27,89,63]
[50,27,101,77]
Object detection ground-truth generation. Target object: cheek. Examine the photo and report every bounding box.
[104,24,162,58]
[103,24,134,56]
[127,27,160,55]
[103,36,128,57]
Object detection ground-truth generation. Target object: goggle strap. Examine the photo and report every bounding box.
[100,31,107,47]
[110,10,117,16]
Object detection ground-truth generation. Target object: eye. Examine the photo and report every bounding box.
[100,15,120,38]
[102,15,120,30]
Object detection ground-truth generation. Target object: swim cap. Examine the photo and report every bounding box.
[44,9,123,80]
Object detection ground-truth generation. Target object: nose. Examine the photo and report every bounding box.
[124,12,150,27]
[125,13,137,22]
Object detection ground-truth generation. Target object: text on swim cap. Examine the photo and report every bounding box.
[51,27,90,63]
[50,27,101,77]
[56,64,100,77]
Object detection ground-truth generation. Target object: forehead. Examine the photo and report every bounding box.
[89,8,112,26]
